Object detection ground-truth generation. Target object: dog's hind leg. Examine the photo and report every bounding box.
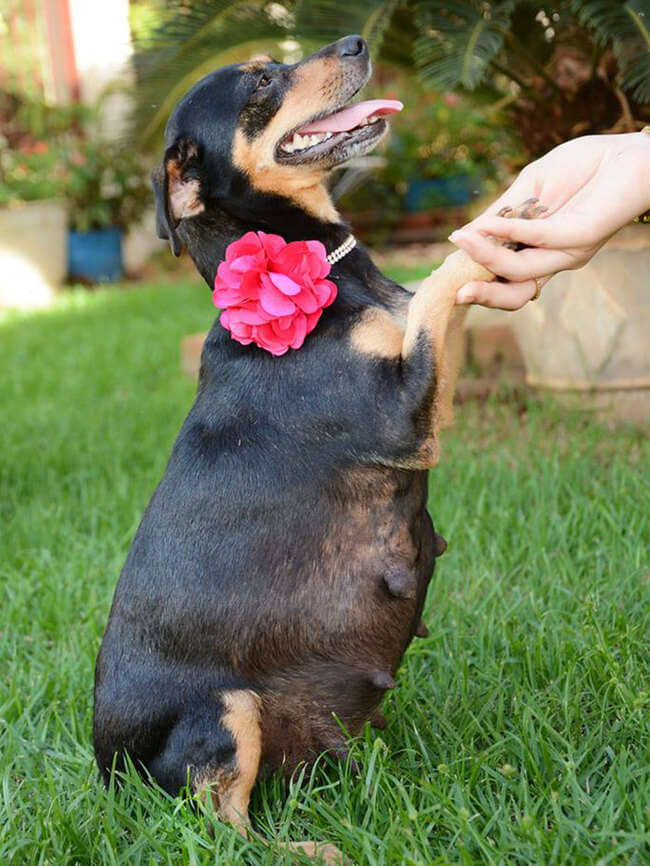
[195,690,344,864]
[194,689,262,832]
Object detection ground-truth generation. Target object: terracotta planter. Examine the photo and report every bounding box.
[510,225,650,423]
[0,199,67,309]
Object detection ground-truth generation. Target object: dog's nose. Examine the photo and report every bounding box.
[335,35,367,58]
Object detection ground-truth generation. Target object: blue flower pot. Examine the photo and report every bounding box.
[67,227,123,282]
[404,174,482,211]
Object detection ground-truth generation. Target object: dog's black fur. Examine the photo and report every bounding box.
[94,36,447,804]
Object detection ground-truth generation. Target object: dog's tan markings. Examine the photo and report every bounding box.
[238,55,273,70]
[232,57,341,221]
[398,250,492,467]
[167,143,205,222]
[232,128,338,222]
[350,308,404,359]
[217,689,262,829]
[436,303,469,430]
[168,176,203,222]
[401,198,548,465]
[194,689,261,832]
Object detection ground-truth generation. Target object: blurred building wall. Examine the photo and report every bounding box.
[1,0,133,130]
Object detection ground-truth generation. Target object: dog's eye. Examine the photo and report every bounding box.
[257,74,272,89]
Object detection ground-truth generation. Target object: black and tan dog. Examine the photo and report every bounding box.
[94,35,541,857]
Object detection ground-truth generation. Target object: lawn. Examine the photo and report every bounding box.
[1,279,649,865]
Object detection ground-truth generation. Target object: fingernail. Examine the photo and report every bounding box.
[456,287,473,304]
[449,230,466,245]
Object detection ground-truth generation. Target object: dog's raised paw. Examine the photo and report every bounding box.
[499,196,548,221]
[498,197,548,250]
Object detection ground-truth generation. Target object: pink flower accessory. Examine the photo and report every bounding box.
[213,231,342,356]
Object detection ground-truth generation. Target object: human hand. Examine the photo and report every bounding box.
[450,131,650,309]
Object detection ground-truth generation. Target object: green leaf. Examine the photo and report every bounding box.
[413,0,517,90]
[131,1,289,148]
[571,0,650,102]
[621,46,650,101]
[295,0,399,52]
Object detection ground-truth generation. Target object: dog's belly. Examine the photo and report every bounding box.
[248,475,436,773]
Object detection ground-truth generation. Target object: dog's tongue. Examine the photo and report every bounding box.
[298,99,403,134]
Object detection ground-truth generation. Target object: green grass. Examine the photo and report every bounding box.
[378,263,434,285]
[1,280,649,865]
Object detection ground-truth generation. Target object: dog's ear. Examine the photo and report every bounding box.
[151,138,204,257]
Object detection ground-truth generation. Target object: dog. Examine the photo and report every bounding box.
[93,34,542,859]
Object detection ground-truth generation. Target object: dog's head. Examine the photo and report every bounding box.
[152,35,401,255]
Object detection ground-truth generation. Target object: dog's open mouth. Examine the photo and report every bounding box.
[276,98,403,165]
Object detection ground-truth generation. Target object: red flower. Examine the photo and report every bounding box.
[213,231,337,356]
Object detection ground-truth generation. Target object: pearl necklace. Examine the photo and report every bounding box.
[326,234,357,265]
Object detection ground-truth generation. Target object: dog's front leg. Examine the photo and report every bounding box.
[400,197,549,465]
[399,249,494,466]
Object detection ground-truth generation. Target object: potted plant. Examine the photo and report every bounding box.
[63,137,151,283]
[0,92,69,308]
[388,85,520,213]
[337,79,521,241]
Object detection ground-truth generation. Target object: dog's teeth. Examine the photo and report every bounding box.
[283,130,335,154]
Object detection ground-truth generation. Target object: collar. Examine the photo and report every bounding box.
[326,234,357,265]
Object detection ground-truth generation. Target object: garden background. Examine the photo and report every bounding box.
[1,1,649,863]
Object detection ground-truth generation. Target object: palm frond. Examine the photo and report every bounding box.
[132,1,289,148]
[295,0,400,53]
[572,0,650,102]
[621,46,650,101]
[413,0,518,90]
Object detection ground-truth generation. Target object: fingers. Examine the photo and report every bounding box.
[448,229,577,281]
[456,276,552,310]
[454,212,594,250]
[452,215,557,247]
